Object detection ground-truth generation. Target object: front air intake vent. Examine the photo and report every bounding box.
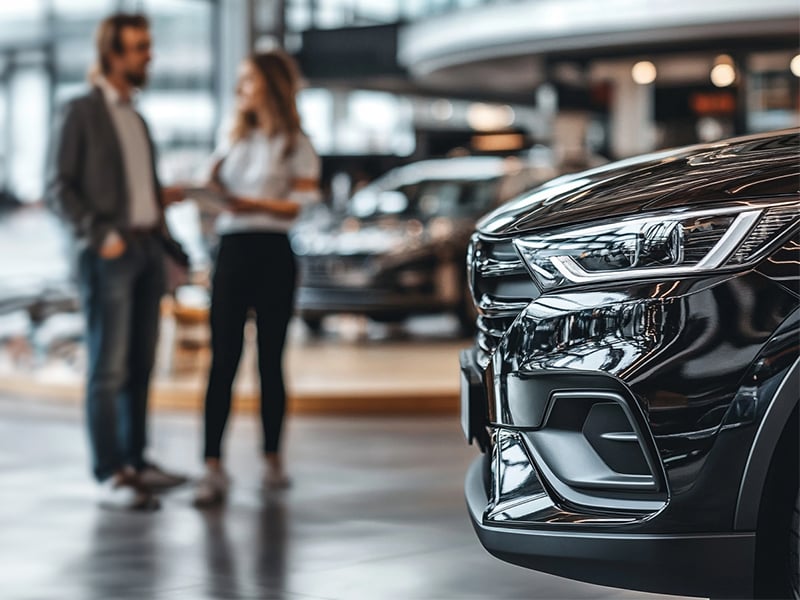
[517,389,667,514]
[582,402,651,476]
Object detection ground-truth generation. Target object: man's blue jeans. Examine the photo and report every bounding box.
[78,233,165,482]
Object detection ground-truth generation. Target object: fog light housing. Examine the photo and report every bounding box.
[487,366,668,513]
[528,391,660,491]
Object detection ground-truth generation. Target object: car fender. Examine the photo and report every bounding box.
[735,356,800,530]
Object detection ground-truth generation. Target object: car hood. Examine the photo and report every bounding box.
[478,129,800,237]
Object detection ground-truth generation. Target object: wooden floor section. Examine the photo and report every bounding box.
[0,316,467,415]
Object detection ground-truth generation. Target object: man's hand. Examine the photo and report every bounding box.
[161,186,185,207]
[100,230,126,259]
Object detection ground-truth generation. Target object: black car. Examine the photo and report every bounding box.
[460,130,799,598]
[291,156,553,332]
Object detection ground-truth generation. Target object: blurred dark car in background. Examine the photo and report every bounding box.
[460,129,799,599]
[291,155,555,333]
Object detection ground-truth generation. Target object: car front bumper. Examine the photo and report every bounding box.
[465,456,755,598]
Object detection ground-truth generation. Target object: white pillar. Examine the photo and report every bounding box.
[593,61,657,159]
[615,75,654,158]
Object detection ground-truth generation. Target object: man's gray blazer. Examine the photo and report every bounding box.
[47,86,168,251]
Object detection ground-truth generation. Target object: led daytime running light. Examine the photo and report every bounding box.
[513,207,775,288]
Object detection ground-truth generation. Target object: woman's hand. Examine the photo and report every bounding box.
[227,195,301,219]
[161,186,186,207]
[228,196,261,213]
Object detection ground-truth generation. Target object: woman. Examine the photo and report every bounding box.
[194,50,320,506]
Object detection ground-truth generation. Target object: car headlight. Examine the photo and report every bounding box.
[513,203,798,289]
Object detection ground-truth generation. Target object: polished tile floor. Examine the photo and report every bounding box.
[0,396,692,600]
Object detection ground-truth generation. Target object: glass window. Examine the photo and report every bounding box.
[139,0,216,180]
[0,0,217,202]
[144,0,214,79]
[282,0,505,30]
[0,1,47,22]
[298,88,414,156]
[286,2,313,32]
[139,91,216,181]
[9,66,48,201]
[400,0,430,21]
[298,88,334,155]
[52,0,114,16]
[0,1,47,46]
[353,0,400,23]
[338,91,414,155]
[0,80,6,192]
[314,0,350,29]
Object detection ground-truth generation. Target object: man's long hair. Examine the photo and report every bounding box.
[89,12,150,82]
[230,50,304,158]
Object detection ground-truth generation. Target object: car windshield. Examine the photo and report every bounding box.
[349,177,501,220]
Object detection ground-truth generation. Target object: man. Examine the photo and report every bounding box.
[47,13,187,510]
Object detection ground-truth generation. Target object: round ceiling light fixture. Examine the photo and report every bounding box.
[791,54,800,77]
[711,55,736,87]
[631,61,657,85]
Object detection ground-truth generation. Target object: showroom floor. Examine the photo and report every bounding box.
[0,311,466,414]
[0,396,693,600]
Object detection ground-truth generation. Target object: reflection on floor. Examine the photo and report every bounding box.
[0,396,693,600]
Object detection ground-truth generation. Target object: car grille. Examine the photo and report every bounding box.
[468,234,540,358]
[300,256,372,286]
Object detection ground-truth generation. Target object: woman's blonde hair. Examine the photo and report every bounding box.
[230,49,303,158]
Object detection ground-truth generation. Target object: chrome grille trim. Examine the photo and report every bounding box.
[476,257,529,278]
[477,315,519,355]
[476,296,530,314]
[469,233,540,357]
[476,315,515,339]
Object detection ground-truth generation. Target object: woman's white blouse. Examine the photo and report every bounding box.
[214,130,321,235]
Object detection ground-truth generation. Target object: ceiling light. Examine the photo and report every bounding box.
[631,61,656,85]
[791,54,800,77]
[710,63,736,87]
